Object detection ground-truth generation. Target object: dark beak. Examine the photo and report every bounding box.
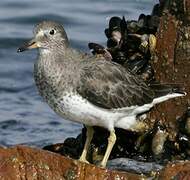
[17,39,38,53]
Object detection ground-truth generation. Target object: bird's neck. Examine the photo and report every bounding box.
[39,45,66,59]
[35,46,81,89]
[38,46,69,66]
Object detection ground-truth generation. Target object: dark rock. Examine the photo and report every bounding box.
[107,158,163,175]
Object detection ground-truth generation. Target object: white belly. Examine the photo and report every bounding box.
[52,93,137,131]
[51,92,184,131]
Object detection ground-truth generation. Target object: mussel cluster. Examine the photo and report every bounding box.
[89,3,162,83]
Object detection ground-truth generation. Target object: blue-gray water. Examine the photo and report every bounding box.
[0,0,157,147]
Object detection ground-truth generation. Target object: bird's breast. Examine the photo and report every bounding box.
[33,62,61,106]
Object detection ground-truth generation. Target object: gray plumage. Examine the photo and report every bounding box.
[32,22,153,106]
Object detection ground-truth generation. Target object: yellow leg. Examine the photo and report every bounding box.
[100,130,116,168]
[79,126,94,163]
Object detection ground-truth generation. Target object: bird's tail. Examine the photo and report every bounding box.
[149,83,186,98]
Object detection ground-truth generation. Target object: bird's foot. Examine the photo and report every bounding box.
[99,161,106,168]
[79,157,90,164]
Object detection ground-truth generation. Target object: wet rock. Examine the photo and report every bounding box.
[107,158,163,175]
[2,146,190,179]
[0,145,145,180]
[43,134,83,159]
[158,161,190,179]
[149,0,190,141]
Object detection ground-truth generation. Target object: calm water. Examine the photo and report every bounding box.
[0,0,158,147]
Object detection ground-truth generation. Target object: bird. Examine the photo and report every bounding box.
[17,21,186,168]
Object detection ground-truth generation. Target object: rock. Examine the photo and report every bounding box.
[107,158,163,175]
[158,161,190,179]
[149,0,190,141]
[0,146,145,180]
[2,146,190,179]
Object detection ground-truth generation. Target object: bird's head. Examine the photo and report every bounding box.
[18,21,69,53]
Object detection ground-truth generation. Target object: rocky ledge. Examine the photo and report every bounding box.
[1,145,190,179]
[0,146,144,180]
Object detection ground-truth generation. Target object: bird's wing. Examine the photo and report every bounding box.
[77,60,155,109]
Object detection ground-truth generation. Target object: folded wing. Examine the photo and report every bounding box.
[77,60,155,109]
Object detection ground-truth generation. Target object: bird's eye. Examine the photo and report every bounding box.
[49,29,55,35]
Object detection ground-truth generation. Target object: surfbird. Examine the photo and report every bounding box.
[17,21,186,168]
